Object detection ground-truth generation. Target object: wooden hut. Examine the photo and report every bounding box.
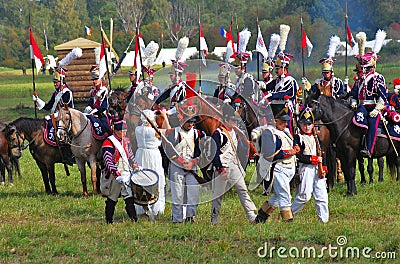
[54,38,109,103]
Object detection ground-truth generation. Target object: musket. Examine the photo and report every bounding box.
[313,127,325,178]
[113,35,135,75]
[136,106,206,184]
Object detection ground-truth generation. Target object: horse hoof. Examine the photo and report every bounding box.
[345,192,354,197]
[378,179,384,182]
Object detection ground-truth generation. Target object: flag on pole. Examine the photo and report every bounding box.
[134,29,145,82]
[84,25,92,36]
[301,28,313,57]
[220,27,227,38]
[29,30,44,73]
[256,25,268,59]
[225,23,235,61]
[346,25,356,47]
[199,25,208,66]
[98,37,107,79]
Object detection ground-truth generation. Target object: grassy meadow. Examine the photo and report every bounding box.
[1,66,400,263]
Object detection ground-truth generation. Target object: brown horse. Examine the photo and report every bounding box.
[0,121,22,185]
[9,117,69,194]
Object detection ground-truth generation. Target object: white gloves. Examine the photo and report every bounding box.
[166,107,177,115]
[301,77,311,91]
[259,92,272,105]
[84,106,93,114]
[223,98,231,104]
[344,77,349,86]
[351,99,358,109]
[258,82,266,90]
[115,176,124,184]
[369,109,380,117]
[33,95,45,110]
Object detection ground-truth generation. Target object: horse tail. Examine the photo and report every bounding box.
[326,145,337,189]
[386,153,397,179]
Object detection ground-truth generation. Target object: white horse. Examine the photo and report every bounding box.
[56,106,104,196]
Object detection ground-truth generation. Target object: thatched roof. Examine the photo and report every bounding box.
[54,38,101,51]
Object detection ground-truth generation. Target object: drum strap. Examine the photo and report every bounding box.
[108,135,131,171]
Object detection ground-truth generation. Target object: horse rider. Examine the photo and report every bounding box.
[85,65,112,135]
[210,104,257,225]
[254,104,300,223]
[33,67,74,114]
[154,61,189,126]
[32,66,75,165]
[261,52,299,135]
[232,52,258,102]
[350,52,387,158]
[258,59,275,96]
[126,67,139,103]
[306,58,345,99]
[135,66,160,101]
[292,108,329,223]
[164,99,205,223]
[213,63,235,103]
[101,120,138,224]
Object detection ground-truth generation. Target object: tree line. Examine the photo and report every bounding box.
[0,0,399,69]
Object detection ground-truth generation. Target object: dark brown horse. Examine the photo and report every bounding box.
[9,117,69,194]
[0,121,22,185]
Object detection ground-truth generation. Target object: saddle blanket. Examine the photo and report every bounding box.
[352,107,400,141]
[44,119,57,146]
[86,115,109,140]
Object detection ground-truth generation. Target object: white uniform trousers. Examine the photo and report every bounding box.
[169,163,199,223]
[292,164,329,223]
[211,164,257,222]
[268,165,295,210]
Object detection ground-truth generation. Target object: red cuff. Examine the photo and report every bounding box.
[218,168,226,174]
[310,156,319,165]
[177,157,185,164]
[322,166,328,174]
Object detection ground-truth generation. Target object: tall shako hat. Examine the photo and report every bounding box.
[319,35,340,73]
[169,36,189,75]
[360,29,386,68]
[275,24,291,68]
[232,28,252,67]
[90,65,100,80]
[354,32,367,72]
[298,107,314,124]
[56,47,82,83]
[218,63,231,77]
[114,120,127,131]
[271,103,290,121]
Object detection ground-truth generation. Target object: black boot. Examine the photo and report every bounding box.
[105,198,117,224]
[255,208,270,223]
[124,197,137,222]
[59,143,75,165]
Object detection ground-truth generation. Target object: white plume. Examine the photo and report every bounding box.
[356,32,367,57]
[238,28,251,53]
[327,35,341,59]
[268,33,280,59]
[373,29,386,54]
[143,41,159,66]
[279,24,290,52]
[58,47,83,67]
[175,36,189,61]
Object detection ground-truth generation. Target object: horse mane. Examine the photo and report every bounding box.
[324,95,353,112]
[10,117,44,134]
[113,87,127,93]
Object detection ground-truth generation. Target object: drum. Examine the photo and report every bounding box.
[130,169,159,205]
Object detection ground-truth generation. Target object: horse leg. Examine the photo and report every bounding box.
[0,159,5,185]
[342,158,357,196]
[377,157,384,182]
[47,164,58,195]
[77,160,88,197]
[358,155,366,184]
[13,157,21,179]
[36,161,52,194]
[5,160,13,186]
[367,158,374,184]
[89,160,98,195]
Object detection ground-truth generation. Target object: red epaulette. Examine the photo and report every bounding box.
[102,139,113,148]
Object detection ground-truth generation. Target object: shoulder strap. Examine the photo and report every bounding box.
[108,135,131,170]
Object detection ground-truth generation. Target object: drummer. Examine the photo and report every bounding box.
[100,120,139,224]
[164,99,206,223]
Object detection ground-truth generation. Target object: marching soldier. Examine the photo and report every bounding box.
[101,120,138,224]
[164,99,205,223]
[292,108,329,223]
[85,65,112,135]
[255,104,300,223]
[210,104,257,225]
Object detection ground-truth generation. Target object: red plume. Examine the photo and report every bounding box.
[185,72,197,98]
[393,78,400,87]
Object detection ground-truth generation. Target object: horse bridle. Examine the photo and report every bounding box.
[6,127,23,153]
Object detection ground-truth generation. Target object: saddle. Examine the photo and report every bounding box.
[86,115,109,140]
[44,119,57,146]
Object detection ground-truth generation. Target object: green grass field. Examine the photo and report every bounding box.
[0,66,399,263]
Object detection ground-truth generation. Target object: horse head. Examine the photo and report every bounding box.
[55,107,72,144]
[5,124,23,158]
